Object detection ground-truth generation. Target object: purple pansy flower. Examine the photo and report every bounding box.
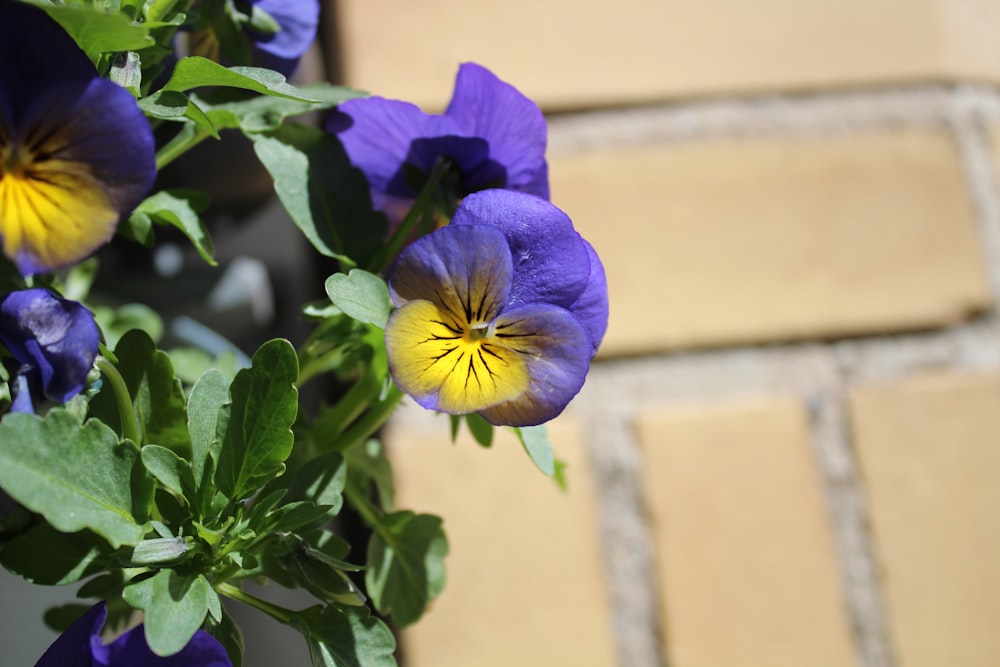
[384,189,607,426]
[0,288,99,414]
[34,601,232,667]
[329,63,549,216]
[245,0,320,77]
[0,0,156,277]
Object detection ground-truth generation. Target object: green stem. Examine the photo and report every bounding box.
[310,372,383,448]
[368,159,450,274]
[216,582,294,625]
[96,357,141,445]
[332,385,403,452]
[155,126,212,170]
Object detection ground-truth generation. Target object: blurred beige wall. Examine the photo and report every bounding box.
[328,2,1000,666]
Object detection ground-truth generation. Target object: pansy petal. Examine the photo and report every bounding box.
[569,239,609,355]
[445,63,549,198]
[0,288,99,404]
[33,601,107,667]
[451,190,590,310]
[103,627,232,667]
[0,1,96,127]
[478,303,592,427]
[247,0,320,76]
[386,300,530,414]
[389,224,512,323]
[329,99,467,198]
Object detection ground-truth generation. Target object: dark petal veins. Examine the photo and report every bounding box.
[479,302,592,427]
[388,224,513,323]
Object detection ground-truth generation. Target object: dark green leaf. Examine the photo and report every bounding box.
[344,440,395,512]
[206,606,244,667]
[325,270,391,329]
[123,570,212,656]
[292,605,396,667]
[262,501,338,535]
[0,525,106,585]
[90,330,192,456]
[0,410,145,547]
[215,339,299,500]
[43,604,93,633]
[141,444,194,497]
[251,123,387,266]
[285,451,347,513]
[366,511,448,628]
[514,424,555,476]
[465,413,494,447]
[138,91,220,139]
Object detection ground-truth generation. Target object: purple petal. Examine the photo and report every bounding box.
[330,98,469,198]
[445,63,549,198]
[0,289,99,404]
[388,224,513,320]
[0,1,96,128]
[451,190,591,311]
[104,627,232,667]
[247,0,320,76]
[33,602,107,667]
[478,303,592,426]
[18,77,156,222]
[569,239,609,355]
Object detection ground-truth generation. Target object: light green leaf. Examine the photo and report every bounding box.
[38,5,153,63]
[133,189,216,265]
[366,511,448,628]
[193,82,365,133]
[0,410,145,547]
[123,570,212,656]
[215,339,299,500]
[325,270,391,329]
[160,56,316,101]
[138,91,219,139]
[141,444,194,497]
[187,369,230,490]
[514,424,555,476]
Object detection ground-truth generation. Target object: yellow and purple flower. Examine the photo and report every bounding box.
[385,189,607,426]
[328,63,549,215]
[0,0,156,276]
[0,288,99,414]
[34,601,232,666]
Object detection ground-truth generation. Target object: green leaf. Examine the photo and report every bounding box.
[251,122,388,266]
[514,424,555,476]
[123,570,213,656]
[325,270,391,329]
[215,339,299,500]
[366,511,448,628]
[286,451,347,514]
[160,56,316,100]
[193,83,365,133]
[292,605,396,667]
[0,525,106,585]
[133,189,216,265]
[138,91,220,139]
[38,5,153,63]
[262,501,338,535]
[0,410,145,547]
[188,369,230,490]
[91,330,192,456]
[464,413,494,447]
[141,444,194,497]
[344,440,395,512]
[206,607,244,667]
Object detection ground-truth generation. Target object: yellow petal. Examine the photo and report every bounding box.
[0,158,117,271]
[386,300,530,414]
